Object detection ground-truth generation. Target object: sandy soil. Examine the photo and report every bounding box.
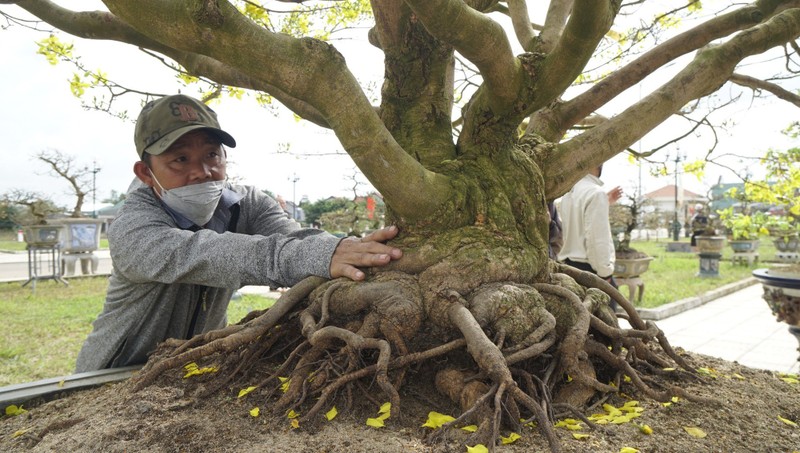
[2,348,799,453]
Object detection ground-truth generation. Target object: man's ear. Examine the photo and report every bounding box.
[133,161,155,187]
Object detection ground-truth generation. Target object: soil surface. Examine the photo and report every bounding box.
[2,349,799,452]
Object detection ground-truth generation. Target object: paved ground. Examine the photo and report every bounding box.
[2,248,798,374]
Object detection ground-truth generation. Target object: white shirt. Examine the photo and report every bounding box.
[557,174,615,278]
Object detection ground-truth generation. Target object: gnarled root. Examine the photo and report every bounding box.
[127,262,709,453]
[131,276,326,390]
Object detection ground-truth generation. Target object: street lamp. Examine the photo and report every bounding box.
[668,149,685,241]
[289,173,300,220]
[91,160,101,218]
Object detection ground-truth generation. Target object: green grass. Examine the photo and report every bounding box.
[626,238,771,308]
[0,229,109,251]
[0,277,275,386]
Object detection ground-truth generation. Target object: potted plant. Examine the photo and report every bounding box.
[719,208,767,254]
[753,264,800,361]
[609,197,654,278]
[693,212,726,254]
[764,215,800,254]
[0,192,64,247]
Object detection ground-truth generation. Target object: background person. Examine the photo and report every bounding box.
[690,203,709,248]
[75,94,402,372]
[557,165,621,300]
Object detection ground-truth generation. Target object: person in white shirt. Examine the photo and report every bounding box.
[557,165,622,290]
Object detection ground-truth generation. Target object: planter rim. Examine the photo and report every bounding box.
[752,268,800,288]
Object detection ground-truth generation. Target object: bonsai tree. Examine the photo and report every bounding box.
[726,147,800,243]
[0,190,62,226]
[609,195,648,259]
[6,1,800,451]
[718,208,768,241]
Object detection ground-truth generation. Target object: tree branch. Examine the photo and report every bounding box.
[730,72,800,107]
[93,0,452,220]
[506,0,536,51]
[14,0,333,127]
[545,7,800,198]
[542,1,800,140]
[538,0,574,54]
[403,0,521,109]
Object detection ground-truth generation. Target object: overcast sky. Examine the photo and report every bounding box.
[1,2,797,211]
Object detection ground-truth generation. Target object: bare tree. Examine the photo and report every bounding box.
[34,149,92,218]
[0,189,62,225]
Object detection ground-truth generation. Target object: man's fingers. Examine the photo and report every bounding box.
[363,225,399,243]
[329,226,402,280]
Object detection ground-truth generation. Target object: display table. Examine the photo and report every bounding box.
[615,276,644,303]
[22,244,69,290]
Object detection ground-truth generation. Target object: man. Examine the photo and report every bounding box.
[75,94,401,372]
[690,203,709,247]
[557,165,622,288]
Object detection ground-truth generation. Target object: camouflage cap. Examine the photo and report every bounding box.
[134,94,236,158]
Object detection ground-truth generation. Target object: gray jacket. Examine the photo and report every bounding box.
[75,182,340,372]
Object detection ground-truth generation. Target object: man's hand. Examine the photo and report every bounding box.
[330,225,402,281]
[607,186,623,205]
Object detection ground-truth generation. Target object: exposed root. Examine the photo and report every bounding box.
[127,262,708,453]
[132,276,326,390]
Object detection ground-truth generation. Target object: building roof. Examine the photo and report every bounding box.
[643,185,705,200]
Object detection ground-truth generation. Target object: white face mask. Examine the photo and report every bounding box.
[151,174,224,226]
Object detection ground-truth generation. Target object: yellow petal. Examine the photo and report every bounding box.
[5,405,27,416]
[500,432,521,444]
[662,367,676,371]
[12,428,32,438]
[290,419,299,429]
[184,362,198,371]
[780,377,800,384]
[377,411,392,421]
[366,417,385,428]
[461,425,478,432]
[466,445,489,453]
[732,373,746,380]
[249,407,260,417]
[278,377,291,392]
[325,407,338,421]
[572,433,590,440]
[683,426,707,438]
[778,416,798,427]
[238,386,257,398]
[379,402,392,414]
[287,410,300,419]
[638,424,653,435]
[603,404,622,416]
[422,411,456,429]
[58,380,65,388]
[619,448,640,453]
[623,375,632,382]
[182,364,218,378]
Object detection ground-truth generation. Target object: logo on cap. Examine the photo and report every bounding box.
[173,102,200,122]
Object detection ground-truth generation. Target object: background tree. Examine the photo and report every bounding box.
[35,149,93,218]
[101,189,126,205]
[0,189,62,225]
[4,1,800,450]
